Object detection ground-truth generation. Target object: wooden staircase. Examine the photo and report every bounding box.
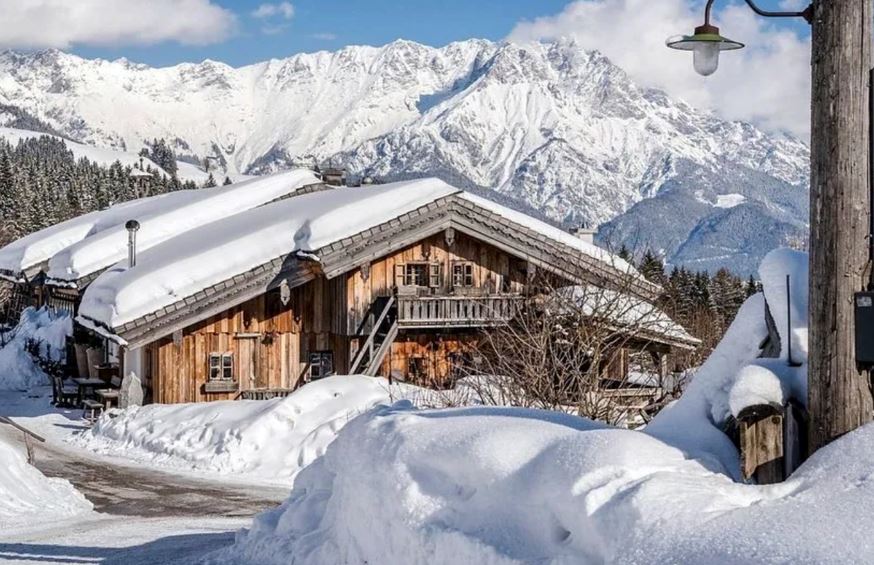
[349,296,398,376]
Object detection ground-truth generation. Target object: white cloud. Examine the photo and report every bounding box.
[509,0,811,139]
[251,2,295,20]
[0,0,237,48]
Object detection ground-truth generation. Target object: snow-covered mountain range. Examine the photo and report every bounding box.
[0,40,810,274]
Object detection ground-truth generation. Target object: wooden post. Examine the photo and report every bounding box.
[808,0,874,452]
[738,404,784,484]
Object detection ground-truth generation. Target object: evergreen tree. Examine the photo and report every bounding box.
[638,250,666,286]
[222,176,232,186]
[203,173,217,188]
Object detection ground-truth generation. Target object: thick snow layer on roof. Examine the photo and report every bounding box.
[79,178,460,329]
[0,190,204,280]
[560,284,698,345]
[458,191,638,276]
[46,169,319,284]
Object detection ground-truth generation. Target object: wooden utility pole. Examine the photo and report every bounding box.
[808,0,874,451]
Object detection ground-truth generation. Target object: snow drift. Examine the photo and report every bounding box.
[212,249,837,564]
[75,375,417,483]
[0,307,72,391]
[0,435,91,528]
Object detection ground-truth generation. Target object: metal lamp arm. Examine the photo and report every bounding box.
[704,0,813,26]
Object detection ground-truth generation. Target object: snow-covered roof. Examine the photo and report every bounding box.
[458,192,637,276]
[560,285,699,348]
[45,169,320,286]
[0,192,198,282]
[78,179,461,330]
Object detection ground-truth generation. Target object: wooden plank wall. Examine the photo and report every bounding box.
[148,277,348,404]
[148,230,532,403]
[345,231,527,334]
[380,332,480,389]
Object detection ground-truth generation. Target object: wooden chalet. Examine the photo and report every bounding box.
[1,174,699,405]
[72,178,696,403]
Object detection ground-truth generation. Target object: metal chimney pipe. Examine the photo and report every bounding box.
[125,220,140,268]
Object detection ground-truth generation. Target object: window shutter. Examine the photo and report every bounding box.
[429,263,441,288]
[395,264,405,287]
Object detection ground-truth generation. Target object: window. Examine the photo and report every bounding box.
[208,352,234,382]
[452,262,474,288]
[309,351,334,380]
[399,263,441,288]
[403,263,428,286]
[205,352,236,393]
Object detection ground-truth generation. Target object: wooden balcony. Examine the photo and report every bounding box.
[396,295,523,329]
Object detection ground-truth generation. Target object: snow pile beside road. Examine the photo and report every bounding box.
[0,307,72,390]
[0,435,91,528]
[219,402,874,564]
[75,376,419,483]
[213,248,837,564]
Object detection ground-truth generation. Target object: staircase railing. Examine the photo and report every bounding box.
[349,295,396,374]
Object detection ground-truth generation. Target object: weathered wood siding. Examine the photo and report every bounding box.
[380,332,479,388]
[147,277,349,404]
[345,231,527,334]
[147,231,532,403]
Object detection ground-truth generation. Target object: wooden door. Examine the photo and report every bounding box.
[235,335,260,390]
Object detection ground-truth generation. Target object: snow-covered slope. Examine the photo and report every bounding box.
[0,126,208,183]
[0,41,810,274]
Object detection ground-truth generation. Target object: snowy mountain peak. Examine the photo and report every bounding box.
[0,39,808,274]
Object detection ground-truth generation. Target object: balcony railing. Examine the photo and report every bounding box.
[397,295,523,328]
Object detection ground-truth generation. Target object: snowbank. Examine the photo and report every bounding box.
[211,248,832,563]
[74,376,418,483]
[46,169,319,284]
[217,402,874,564]
[0,434,91,528]
[0,307,72,390]
[78,178,460,329]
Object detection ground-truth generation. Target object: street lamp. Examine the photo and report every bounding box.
[666,0,812,76]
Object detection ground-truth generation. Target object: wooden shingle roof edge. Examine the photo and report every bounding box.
[84,193,663,348]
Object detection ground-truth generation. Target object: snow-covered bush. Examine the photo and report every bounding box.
[0,307,72,390]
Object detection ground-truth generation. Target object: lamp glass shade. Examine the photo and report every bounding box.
[693,42,720,76]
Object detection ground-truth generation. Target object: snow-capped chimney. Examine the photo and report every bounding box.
[125,220,140,268]
[320,167,346,187]
[570,225,596,245]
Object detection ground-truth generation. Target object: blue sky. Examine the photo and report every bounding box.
[64,0,809,68]
[71,0,571,67]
